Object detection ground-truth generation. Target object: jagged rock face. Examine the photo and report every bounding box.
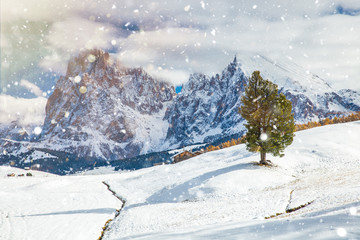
[40,49,175,160]
[164,58,248,148]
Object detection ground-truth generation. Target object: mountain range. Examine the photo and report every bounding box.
[1,49,359,174]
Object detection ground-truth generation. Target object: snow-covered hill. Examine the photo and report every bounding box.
[102,121,360,239]
[1,121,360,239]
[0,167,121,240]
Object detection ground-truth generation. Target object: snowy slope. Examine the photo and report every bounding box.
[1,119,359,240]
[112,204,360,240]
[238,54,333,95]
[0,168,122,240]
[102,121,360,239]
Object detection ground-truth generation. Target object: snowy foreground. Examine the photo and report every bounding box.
[0,169,121,240]
[1,121,360,239]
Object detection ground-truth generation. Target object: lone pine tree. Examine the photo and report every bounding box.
[240,71,295,165]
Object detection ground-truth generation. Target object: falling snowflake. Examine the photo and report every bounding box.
[87,54,96,63]
[349,207,357,215]
[79,86,87,94]
[260,133,268,141]
[336,228,347,237]
[33,127,42,135]
[252,95,262,102]
[74,75,81,83]
[184,5,191,12]
[18,129,27,135]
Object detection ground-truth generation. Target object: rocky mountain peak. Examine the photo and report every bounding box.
[39,50,175,160]
[65,49,112,77]
[221,56,238,79]
[163,59,248,148]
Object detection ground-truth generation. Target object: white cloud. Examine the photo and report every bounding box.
[39,17,117,75]
[0,94,47,127]
[2,0,360,91]
[20,79,44,97]
[115,13,360,89]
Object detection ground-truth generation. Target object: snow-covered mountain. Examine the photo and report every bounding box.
[164,54,360,148]
[163,58,248,148]
[1,50,359,173]
[0,50,176,172]
[39,49,175,160]
[238,54,360,121]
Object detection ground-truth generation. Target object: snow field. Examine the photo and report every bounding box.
[115,203,360,240]
[103,121,360,239]
[1,121,359,239]
[0,170,122,240]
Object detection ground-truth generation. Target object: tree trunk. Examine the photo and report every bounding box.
[260,151,266,165]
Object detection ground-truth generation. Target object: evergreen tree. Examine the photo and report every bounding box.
[240,71,295,165]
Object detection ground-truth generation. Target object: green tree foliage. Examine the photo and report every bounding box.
[240,71,295,165]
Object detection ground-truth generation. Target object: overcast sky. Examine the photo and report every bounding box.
[1,0,360,98]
